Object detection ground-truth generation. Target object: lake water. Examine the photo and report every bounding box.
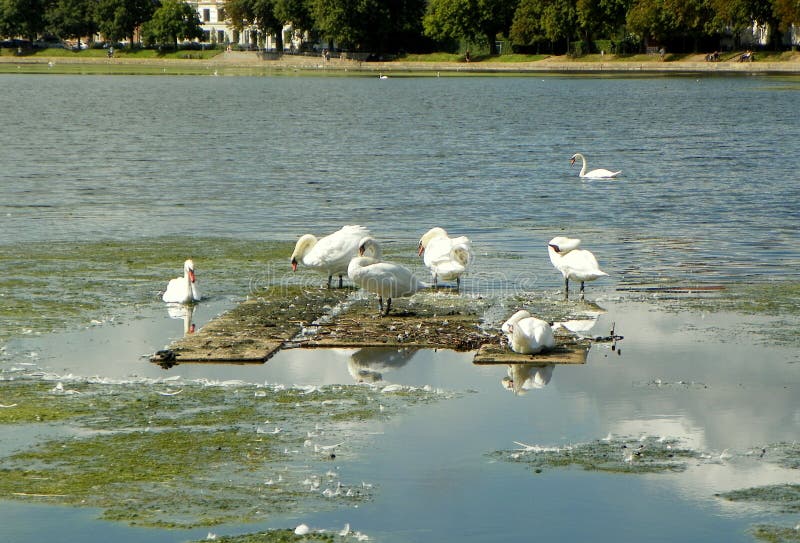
[1,73,799,543]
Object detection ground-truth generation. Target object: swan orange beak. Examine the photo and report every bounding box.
[549,243,561,253]
[417,245,425,257]
[569,157,576,166]
[291,258,298,272]
[188,269,196,283]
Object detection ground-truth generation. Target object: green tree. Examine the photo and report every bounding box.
[0,0,46,40]
[626,0,676,44]
[94,0,156,45]
[45,0,98,47]
[510,0,577,53]
[274,0,313,47]
[311,0,383,50]
[423,0,519,54]
[575,0,630,43]
[772,0,800,35]
[141,0,203,46]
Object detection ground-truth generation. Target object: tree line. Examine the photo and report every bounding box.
[1,0,798,54]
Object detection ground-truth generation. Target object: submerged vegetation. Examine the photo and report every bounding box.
[0,237,292,344]
[491,436,701,474]
[0,377,451,527]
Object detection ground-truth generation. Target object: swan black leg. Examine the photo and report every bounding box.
[564,277,570,300]
[338,275,343,288]
[378,296,384,314]
[456,276,460,291]
[327,275,333,289]
[382,298,392,317]
[580,281,585,301]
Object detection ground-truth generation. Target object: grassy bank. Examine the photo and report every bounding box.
[1,48,799,76]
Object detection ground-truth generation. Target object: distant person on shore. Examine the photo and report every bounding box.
[465,50,471,62]
[107,46,114,58]
[659,47,665,61]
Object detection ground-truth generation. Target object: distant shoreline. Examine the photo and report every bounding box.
[3,50,800,75]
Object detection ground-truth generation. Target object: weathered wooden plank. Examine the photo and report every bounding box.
[472,339,590,365]
[297,296,497,352]
[152,286,352,365]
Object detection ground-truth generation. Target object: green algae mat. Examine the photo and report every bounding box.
[0,377,453,528]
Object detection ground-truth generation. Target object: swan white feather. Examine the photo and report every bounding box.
[348,255,425,316]
[162,259,201,304]
[291,225,370,288]
[417,227,472,289]
[548,236,608,300]
[570,153,621,179]
[502,310,555,354]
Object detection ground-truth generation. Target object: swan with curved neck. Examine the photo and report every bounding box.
[417,227,472,290]
[501,309,555,355]
[290,225,370,288]
[163,259,201,304]
[570,153,621,179]
[347,255,425,316]
[547,236,608,300]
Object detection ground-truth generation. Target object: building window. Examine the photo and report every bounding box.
[203,8,210,22]
[218,8,226,21]
[218,30,225,43]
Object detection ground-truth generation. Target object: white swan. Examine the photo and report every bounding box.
[357,236,382,259]
[291,225,370,288]
[162,259,201,304]
[548,236,608,300]
[348,256,425,316]
[570,153,621,179]
[417,227,472,289]
[501,310,555,355]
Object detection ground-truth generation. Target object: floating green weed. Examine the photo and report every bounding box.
[750,524,800,543]
[491,436,700,474]
[717,484,800,513]
[0,378,449,527]
[0,237,292,343]
[190,530,338,542]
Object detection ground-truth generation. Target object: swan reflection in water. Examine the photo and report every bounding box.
[166,303,196,336]
[342,347,418,383]
[501,363,555,395]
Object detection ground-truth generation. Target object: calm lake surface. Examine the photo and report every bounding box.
[1,73,799,543]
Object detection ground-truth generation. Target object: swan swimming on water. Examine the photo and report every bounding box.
[501,310,555,355]
[348,253,425,316]
[547,236,608,300]
[291,225,370,288]
[417,227,472,289]
[162,259,201,304]
[570,153,621,179]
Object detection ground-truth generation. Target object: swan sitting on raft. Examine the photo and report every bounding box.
[417,227,472,290]
[547,236,608,300]
[163,259,201,304]
[290,225,370,288]
[570,153,621,179]
[348,237,426,316]
[501,310,555,355]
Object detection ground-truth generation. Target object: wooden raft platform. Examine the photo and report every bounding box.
[151,285,591,365]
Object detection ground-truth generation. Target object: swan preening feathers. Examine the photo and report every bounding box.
[502,310,555,355]
[162,259,201,304]
[417,227,472,289]
[348,236,426,316]
[570,153,621,179]
[548,236,608,300]
[291,225,370,288]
